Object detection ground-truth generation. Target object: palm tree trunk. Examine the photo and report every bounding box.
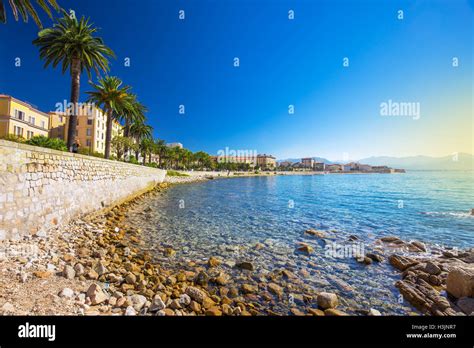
[124,119,130,158]
[104,107,113,159]
[135,137,140,160]
[67,58,81,151]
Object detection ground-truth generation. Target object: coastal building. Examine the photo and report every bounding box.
[166,142,183,149]
[314,162,326,171]
[51,105,122,155]
[49,111,67,141]
[326,164,342,172]
[256,154,276,169]
[371,166,391,173]
[0,95,50,139]
[278,161,294,168]
[302,157,315,169]
[212,155,257,166]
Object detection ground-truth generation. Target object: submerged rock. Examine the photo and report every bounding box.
[317,292,338,310]
[389,255,419,271]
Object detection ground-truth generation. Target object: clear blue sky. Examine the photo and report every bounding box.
[0,0,472,160]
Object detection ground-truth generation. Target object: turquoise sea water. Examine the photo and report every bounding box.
[126,171,474,314]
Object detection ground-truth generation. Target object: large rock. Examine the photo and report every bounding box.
[446,268,474,298]
[389,254,419,271]
[185,286,206,304]
[317,292,338,309]
[149,295,166,312]
[423,261,441,276]
[128,294,147,311]
[86,284,108,305]
[456,297,474,315]
[62,265,75,280]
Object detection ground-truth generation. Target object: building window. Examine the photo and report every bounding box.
[97,141,99,148]
[86,128,91,136]
[27,131,34,139]
[102,133,104,140]
[14,126,24,137]
[14,110,25,120]
[59,116,63,122]
[41,120,46,129]
[87,119,93,125]
[29,116,35,125]
[86,139,91,147]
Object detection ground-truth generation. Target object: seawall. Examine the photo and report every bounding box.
[0,139,166,240]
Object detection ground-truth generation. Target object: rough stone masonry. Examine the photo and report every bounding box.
[0,139,166,240]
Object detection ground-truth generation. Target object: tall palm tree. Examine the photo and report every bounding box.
[33,10,114,150]
[121,94,146,159]
[154,139,166,167]
[86,76,134,159]
[0,0,60,28]
[130,121,152,160]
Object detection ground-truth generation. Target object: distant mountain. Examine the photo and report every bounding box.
[358,153,473,171]
[277,157,333,164]
[277,153,473,170]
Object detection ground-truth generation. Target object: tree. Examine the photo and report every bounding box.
[129,121,152,160]
[120,94,146,158]
[154,139,166,167]
[111,135,133,161]
[1,0,60,28]
[33,10,114,151]
[87,76,134,159]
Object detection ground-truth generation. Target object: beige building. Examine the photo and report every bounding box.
[0,95,50,140]
[302,157,315,169]
[257,154,276,169]
[49,105,122,155]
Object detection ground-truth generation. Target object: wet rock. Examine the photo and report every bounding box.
[195,271,210,286]
[267,283,283,297]
[368,308,381,316]
[308,308,325,316]
[305,229,327,238]
[185,286,206,304]
[86,284,108,305]
[348,235,358,241]
[446,267,474,298]
[411,241,427,252]
[215,273,229,286]
[324,308,348,316]
[456,297,474,315]
[62,265,76,279]
[356,256,372,265]
[389,254,419,271]
[208,257,221,267]
[235,261,254,271]
[290,308,306,316]
[380,236,404,244]
[164,248,176,257]
[241,284,258,294]
[317,292,338,309]
[423,261,441,276]
[296,243,314,254]
[395,279,457,316]
[366,252,384,263]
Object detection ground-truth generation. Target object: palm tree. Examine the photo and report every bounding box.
[154,139,166,167]
[1,0,60,28]
[121,94,146,159]
[33,10,114,151]
[130,121,152,161]
[86,76,134,159]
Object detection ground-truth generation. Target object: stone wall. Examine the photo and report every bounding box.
[0,139,166,240]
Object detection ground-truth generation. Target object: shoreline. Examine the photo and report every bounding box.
[1,177,472,316]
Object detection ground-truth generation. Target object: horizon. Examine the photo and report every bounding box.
[0,0,472,159]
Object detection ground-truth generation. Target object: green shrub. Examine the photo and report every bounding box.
[0,134,26,143]
[128,156,140,165]
[167,170,189,177]
[146,162,158,168]
[25,136,67,151]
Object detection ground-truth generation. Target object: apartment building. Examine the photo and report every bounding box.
[256,154,276,169]
[0,95,49,139]
[50,105,122,155]
[302,157,315,169]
